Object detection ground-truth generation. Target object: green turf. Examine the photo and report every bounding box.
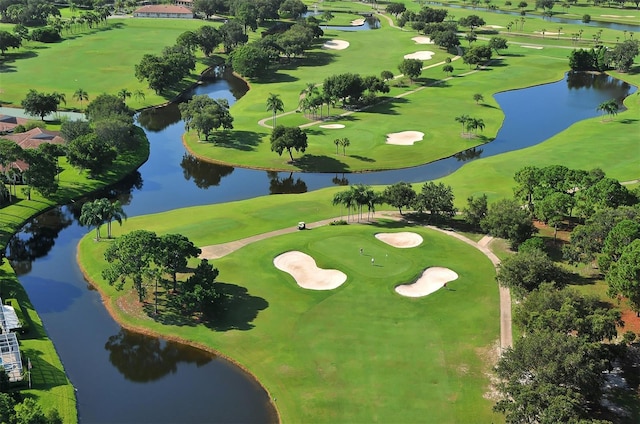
[78,217,501,423]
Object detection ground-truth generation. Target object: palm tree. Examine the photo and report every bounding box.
[133,89,146,102]
[333,138,341,155]
[266,93,284,128]
[597,99,619,121]
[455,114,470,136]
[117,88,132,102]
[79,200,105,241]
[332,191,346,220]
[473,93,484,104]
[340,138,350,156]
[52,92,66,106]
[102,199,127,239]
[475,118,485,134]
[73,88,89,107]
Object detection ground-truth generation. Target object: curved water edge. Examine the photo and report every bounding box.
[6,71,637,422]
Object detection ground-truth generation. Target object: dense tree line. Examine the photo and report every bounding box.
[101,229,221,317]
[62,93,140,177]
[570,40,639,73]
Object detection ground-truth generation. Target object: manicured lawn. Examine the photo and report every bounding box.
[0,18,209,110]
[78,216,501,423]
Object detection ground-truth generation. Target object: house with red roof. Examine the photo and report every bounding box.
[0,115,29,134]
[0,127,65,183]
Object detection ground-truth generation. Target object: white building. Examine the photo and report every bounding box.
[133,5,194,19]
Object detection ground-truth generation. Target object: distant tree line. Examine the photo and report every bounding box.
[570,40,640,73]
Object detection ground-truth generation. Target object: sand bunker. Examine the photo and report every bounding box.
[535,31,564,35]
[601,14,636,18]
[319,124,345,129]
[322,39,350,50]
[411,36,434,44]
[386,131,424,146]
[274,251,347,290]
[485,25,504,28]
[403,51,435,60]
[395,267,459,297]
[351,18,366,26]
[375,232,423,248]
[522,45,543,50]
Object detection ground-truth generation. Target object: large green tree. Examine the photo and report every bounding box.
[412,182,457,220]
[179,95,234,141]
[229,43,271,78]
[156,234,202,292]
[496,248,567,299]
[65,133,117,176]
[21,89,64,121]
[398,58,423,83]
[0,30,20,55]
[606,39,639,72]
[382,182,417,215]
[103,230,160,302]
[481,199,535,249]
[270,125,308,161]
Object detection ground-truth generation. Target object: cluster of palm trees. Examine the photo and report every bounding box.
[51,7,111,35]
[72,88,145,108]
[298,83,336,120]
[597,99,619,122]
[332,184,382,222]
[79,198,127,241]
[454,114,486,138]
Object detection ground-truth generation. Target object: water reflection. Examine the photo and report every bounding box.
[181,154,235,188]
[332,173,350,186]
[567,72,632,106]
[322,16,380,31]
[137,68,249,133]
[6,207,73,276]
[268,171,308,194]
[105,329,212,383]
[454,147,484,162]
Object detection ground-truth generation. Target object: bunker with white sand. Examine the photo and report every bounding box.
[395,267,459,297]
[386,131,424,146]
[274,251,347,290]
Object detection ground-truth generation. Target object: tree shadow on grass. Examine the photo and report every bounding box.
[348,154,375,163]
[362,97,409,115]
[278,51,334,71]
[255,71,299,84]
[20,348,69,390]
[294,154,348,172]
[209,130,265,151]
[0,51,38,73]
[618,118,639,124]
[418,77,450,87]
[204,282,269,331]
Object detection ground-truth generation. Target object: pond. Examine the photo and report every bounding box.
[8,71,635,422]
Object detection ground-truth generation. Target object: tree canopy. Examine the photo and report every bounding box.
[270,125,308,161]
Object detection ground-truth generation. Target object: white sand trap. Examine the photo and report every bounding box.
[375,232,423,248]
[351,18,366,26]
[412,36,434,44]
[404,51,435,60]
[322,39,350,50]
[319,124,345,129]
[395,267,459,297]
[274,251,346,290]
[535,31,564,35]
[485,25,504,28]
[386,131,424,146]
[601,14,636,18]
[522,45,543,50]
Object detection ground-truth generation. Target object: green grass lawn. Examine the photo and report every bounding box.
[78,215,501,423]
